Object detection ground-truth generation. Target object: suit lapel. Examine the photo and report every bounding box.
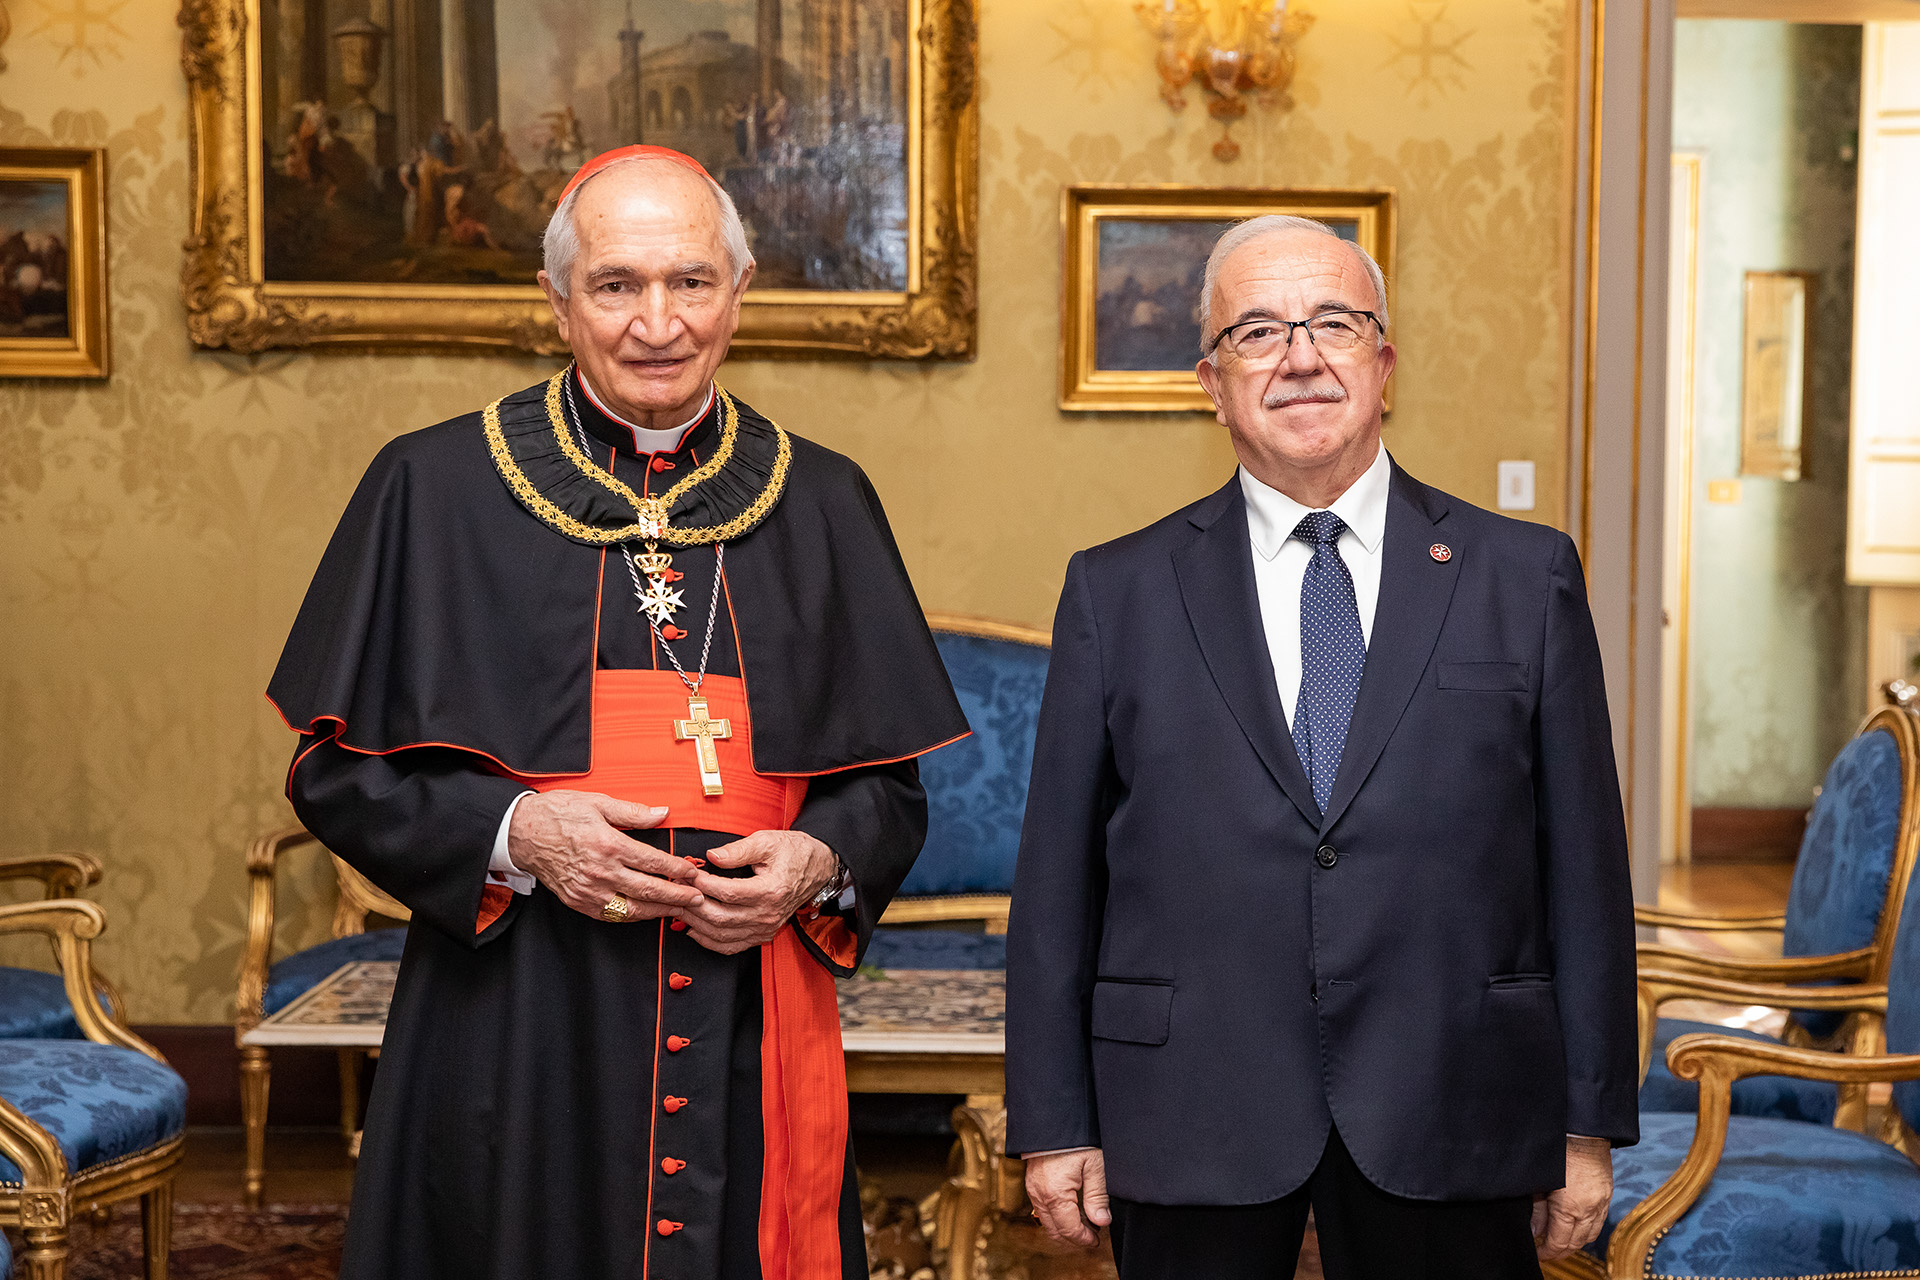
[1318,464,1460,832]
[1173,482,1321,827]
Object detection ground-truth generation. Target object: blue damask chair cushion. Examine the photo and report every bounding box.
[1780,728,1904,1042]
[864,928,1007,972]
[263,928,408,1016]
[1882,816,1920,1136]
[903,632,1049,897]
[0,968,110,1041]
[0,1040,187,1184]
[1590,1112,1920,1277]
[1639,1019,1838,1124]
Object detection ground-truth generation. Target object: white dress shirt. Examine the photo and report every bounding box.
[485,381,718,894]
[1240,443,1391,728]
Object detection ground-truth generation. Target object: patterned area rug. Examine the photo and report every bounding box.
[52,1205,345,1280]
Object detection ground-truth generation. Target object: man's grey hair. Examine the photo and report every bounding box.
[1198,214,1390,357]
[542,156,754,297]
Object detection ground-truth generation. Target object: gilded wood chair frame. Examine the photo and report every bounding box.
[0,899,182,1280]
[875,614,1049,940]
[1559,975,1920,1280]
[1633,707,1920,1127]
[235,826,410,1206]
[0,853,127,1026]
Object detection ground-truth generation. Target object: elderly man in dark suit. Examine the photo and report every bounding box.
[1006,215,1638,1279]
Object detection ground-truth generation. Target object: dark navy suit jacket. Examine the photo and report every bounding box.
[1005,461,1639,1206]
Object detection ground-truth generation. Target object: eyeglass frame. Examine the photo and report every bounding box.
[1206,309,1385,359]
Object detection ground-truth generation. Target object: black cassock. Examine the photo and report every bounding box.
[269,372,968,1280]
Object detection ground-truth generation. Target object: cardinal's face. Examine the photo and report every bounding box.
[540,161,754,430]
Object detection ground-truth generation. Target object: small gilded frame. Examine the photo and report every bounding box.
[0,146,109,379]
[1740,269,1816,481]
[1060,185,1396,413]
[178,0,978,359]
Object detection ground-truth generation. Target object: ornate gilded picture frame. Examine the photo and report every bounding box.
[1060,185,1396,413]
[179,0,977,358]
[0,146,109,379]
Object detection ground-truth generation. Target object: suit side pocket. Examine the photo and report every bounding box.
[1091,980,1174,1046]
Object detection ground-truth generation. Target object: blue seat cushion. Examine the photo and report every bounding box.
[905,632,1048,897]
[1590,1112,1920,1277]
[1781,729,1904,1042]
[0,1040,187,1184]
[863,927,1007,971]
[264,929,408,1016]
[0,968,109,1041]
[1639,1019,1838,1125]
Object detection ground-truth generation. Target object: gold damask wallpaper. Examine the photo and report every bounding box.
[0,0,1576,1021]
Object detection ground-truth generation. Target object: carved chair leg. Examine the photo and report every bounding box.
[142,1179,175,1280]
[337,1047,363,1145]
[240,1043,271,1208]
[19,1221,71,1280]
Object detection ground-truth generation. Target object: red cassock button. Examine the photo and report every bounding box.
[656,1219,682,1236]
[661,1157,686,1175]
[661,625,688,641]
[668,973,692,990]
[663,1096,689,1113]
[667,1036,690,1052]
[651,457,675,473]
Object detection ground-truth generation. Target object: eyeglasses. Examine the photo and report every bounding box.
[1208,310,1383,363]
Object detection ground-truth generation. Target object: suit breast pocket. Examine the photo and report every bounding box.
[1091,980,1173,1046]
[1436,660,1532,692]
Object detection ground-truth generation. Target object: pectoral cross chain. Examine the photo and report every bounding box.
[673,696,733,796]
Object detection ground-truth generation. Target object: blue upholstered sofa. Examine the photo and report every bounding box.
[235,830,410,1206]
[1635,708,1920,1131]
[0,854,124,1042]
[864,616,1050,973]
[1576,712,1920,1280]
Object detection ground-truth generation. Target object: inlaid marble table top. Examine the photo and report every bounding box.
[837,968,1006,1054]
[243,960,1008,1057]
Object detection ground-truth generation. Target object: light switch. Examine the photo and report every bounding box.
[1707,479,1741,505]
[1497,460,1536,511]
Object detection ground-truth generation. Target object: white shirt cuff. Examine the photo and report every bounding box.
[1021,1146,1096,1159]
[489,791,537,894]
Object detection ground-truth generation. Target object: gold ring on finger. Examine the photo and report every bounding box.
[601,894,631,923]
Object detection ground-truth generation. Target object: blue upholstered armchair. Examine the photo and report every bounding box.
[0,854,124,1042]
[1635,707,1920,1130]
[235,827,409,1207]
[1564,755,1920,1280]
[865,615,1049,973]
[0,899,185,1280]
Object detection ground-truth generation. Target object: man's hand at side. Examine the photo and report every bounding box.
[1532,1135,1612,1260]
[507,791,702,921]
[680,830,838,955]
[1026,1148,1111,1248]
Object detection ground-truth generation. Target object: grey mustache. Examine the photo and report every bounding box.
[1263,385,1349,409]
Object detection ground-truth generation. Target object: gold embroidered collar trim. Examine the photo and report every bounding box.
[482,370,791,547]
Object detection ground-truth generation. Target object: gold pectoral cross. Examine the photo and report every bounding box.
[673,695,733,796]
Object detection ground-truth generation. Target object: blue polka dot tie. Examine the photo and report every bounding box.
[1291,511,1367,813]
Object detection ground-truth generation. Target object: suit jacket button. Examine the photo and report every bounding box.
[1315,845,1339,869]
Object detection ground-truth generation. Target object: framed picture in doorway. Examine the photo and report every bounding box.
[0,146,109,379]
[179,0,978,358]
[1740,269,1816,481]
[1059,185,1396,413]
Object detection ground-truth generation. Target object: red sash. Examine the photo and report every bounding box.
[486,668,855,1278]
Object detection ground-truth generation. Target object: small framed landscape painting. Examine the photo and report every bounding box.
[1740,269,1816,481]
[1059,185,1395,413]
[0,147,109,379]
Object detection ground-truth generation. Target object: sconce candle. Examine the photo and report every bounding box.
[1134,0,1314,162]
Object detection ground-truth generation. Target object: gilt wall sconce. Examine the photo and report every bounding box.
[1135,0,1315,163]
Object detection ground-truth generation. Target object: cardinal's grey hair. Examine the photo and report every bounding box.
[543,157,753,297]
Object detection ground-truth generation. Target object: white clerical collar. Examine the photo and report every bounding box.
[576,371,714,454]
[1240,442,1391,561]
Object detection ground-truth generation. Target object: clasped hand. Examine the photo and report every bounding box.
[506,790,838,953]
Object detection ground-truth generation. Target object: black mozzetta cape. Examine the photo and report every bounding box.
[268,377,969,780]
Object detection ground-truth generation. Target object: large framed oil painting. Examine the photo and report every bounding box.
[1059,185,1396,413]
[0,147,109,378]
[180,0,977,358]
